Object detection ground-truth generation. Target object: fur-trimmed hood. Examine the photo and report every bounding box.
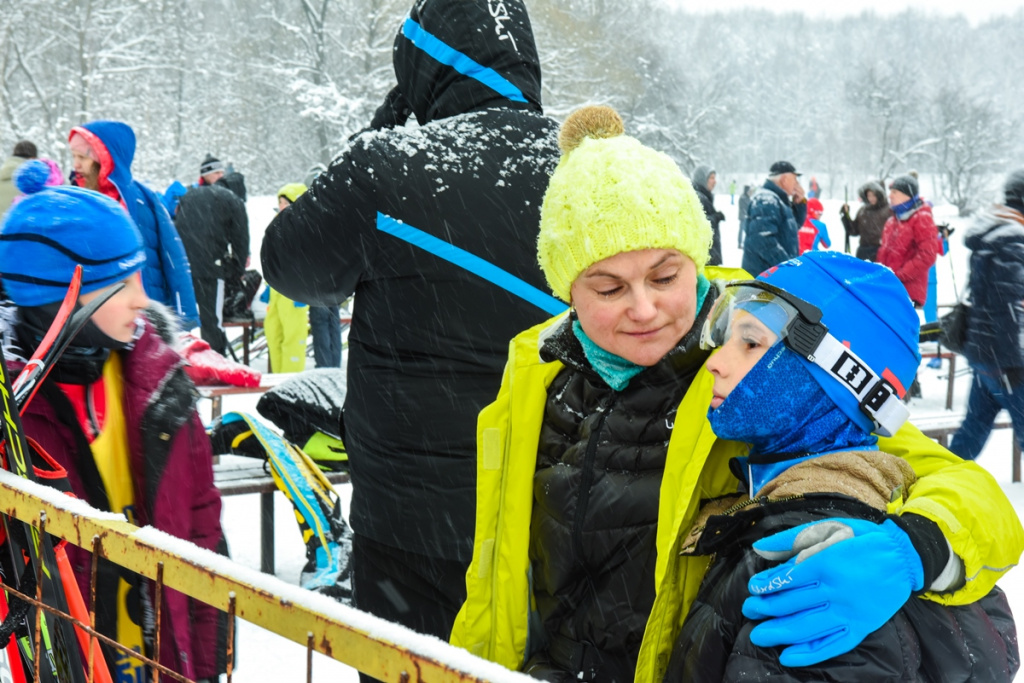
[858,180,888,207]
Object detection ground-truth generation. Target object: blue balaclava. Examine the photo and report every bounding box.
[708,252,920,491]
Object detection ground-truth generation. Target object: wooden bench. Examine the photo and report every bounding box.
[918,349,958,410]
[914,412,1020,481]
[224,316,353,368]
[197,373,291,421]
[224,319,263,366]
[213,456,349,574]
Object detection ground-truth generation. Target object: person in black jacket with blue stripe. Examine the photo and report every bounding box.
[261,0,562,666]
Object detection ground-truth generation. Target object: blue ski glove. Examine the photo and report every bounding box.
[742,518,924,667]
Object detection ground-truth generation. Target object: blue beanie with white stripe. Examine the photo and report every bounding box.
[0,166,145,306]
[756,251,921,433]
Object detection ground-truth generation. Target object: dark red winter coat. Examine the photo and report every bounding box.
[877,202,939,306]
[15,305,229,680]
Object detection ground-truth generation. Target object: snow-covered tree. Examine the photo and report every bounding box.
[928,88,1013,215]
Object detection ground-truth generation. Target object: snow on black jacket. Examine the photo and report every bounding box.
[666,490,1018,682]
[174,182,249,280]
[963,206,1024,372]
[522,295,715,683]
[261,0,561,562]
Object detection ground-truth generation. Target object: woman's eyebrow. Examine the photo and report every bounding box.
[584,254,678,279]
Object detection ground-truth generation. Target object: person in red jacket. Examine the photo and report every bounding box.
[797,198,831,254]
[876,175,938,307]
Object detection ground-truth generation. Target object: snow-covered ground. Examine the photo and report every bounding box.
[215,190,1021,681]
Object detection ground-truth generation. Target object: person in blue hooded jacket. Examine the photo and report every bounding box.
[69,121,199,329]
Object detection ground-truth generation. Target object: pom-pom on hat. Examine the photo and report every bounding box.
[0,174,145,307]
[537,105,712,302]
[757,252,921,434]
[12,160,52,195]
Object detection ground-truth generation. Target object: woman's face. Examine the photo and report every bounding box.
[865,190,878,206]
[78,271,150,343]
[571,249,697,367]
[69,134,100,191]
[704,310,776,409]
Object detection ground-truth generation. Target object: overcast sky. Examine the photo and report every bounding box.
[659,0,1024,25]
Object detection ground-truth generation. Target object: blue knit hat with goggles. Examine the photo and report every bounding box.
[701,252,920,437]
[0,169,145,307]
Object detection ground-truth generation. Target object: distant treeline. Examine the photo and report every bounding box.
[1,0,1019,212]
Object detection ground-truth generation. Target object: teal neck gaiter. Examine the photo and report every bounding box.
[572,272,711,392]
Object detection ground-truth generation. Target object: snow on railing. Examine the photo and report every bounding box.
[0,468,535,683]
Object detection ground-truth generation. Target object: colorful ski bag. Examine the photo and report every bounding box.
[209,412,352,601]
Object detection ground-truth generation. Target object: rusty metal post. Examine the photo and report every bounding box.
[33,512,47,681]
[225,592,236,683]
[153,562,164,683]
[306,631,314,683]
[89,535,102,683]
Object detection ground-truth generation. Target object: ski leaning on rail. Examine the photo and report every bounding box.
[0,267,123,683]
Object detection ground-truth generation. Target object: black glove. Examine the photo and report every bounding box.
[369,86,412,130]
[715,211,726,222]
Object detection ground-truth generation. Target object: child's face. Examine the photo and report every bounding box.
[78,272,149,343]
[705,310,777,409]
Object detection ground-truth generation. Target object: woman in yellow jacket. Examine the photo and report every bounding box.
[450,106,1024,682]
[264,183,310,372]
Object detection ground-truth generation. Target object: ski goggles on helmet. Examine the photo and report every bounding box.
[700,280,910,437]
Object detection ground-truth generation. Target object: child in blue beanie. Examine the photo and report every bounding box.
[664,252,1017,681]
[0,174,230,683]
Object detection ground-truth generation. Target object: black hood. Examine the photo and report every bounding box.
[393,0,543,125]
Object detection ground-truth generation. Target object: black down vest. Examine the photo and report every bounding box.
[525,297,714,683]
[666,494,1019,682]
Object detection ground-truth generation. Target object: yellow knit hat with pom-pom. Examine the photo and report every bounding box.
[538,105,712,302]
[276,182,308,204]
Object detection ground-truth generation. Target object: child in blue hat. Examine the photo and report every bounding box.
[0,171,230,683]
[665,252,1017,681]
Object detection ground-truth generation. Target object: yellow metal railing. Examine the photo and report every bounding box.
[0,469,532,683]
